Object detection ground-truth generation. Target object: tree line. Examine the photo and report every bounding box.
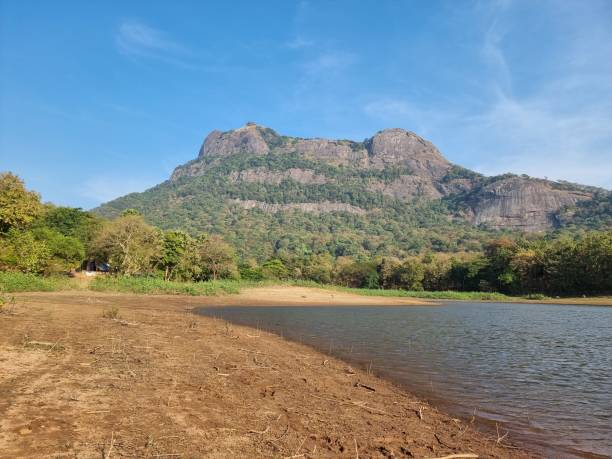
[1,172,610,295]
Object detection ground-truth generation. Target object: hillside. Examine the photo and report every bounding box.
[95,123,610,260]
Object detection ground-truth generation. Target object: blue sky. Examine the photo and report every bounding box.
[1,0,611,209]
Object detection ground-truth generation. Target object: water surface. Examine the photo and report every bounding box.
[196,302,612,458]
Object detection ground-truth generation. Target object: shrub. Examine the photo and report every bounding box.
[90,276,246,296]
[102,306,120,319]
[0,272,77,292]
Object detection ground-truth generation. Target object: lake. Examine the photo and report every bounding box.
[196,302,612,458]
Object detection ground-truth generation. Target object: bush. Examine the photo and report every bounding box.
[102,306,120,319]
[0,272,77,292]
[524,293,548,300]
[0,294,16,314]
[90,276,247,296]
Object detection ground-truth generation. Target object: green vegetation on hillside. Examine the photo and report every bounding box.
[95,152,505,260]
[1,172,610,298]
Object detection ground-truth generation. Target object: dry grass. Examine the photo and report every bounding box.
[102,306,120,319]
[0,294,16,315]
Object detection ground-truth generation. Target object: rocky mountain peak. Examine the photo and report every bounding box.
[365,128,451,177]
[104,122,608,236]
[198,122,274,158]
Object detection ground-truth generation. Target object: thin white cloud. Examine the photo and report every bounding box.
[362,98,453,138]
[469,91,612,185]
[362,1,612,189]
[302,52,356,76]
[115,20,192,66]
[363,99,412,118]
[285,36,315,49]
[482,19,512,94]
[363,90,612,189]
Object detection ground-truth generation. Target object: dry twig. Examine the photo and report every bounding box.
[104,431,115,459]
[428,455,478,459]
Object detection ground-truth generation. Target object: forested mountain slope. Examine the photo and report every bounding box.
[95,123,610,260]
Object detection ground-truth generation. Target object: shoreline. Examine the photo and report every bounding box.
[8,280,612,306]
[0,289,538,458]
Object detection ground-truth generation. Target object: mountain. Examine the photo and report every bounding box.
[95,123,610,260]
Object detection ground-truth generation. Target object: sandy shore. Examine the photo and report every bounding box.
[213,285,432,306]
[0,289,535,458]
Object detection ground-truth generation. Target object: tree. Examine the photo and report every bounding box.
[483,238,519,293]
[378,257,402,289]
[239,259,265,280]
[448,255,488,291]
[303,254,334,284]
[395,258,425,291]
[90,214,162,275]
[509,247,544,293]
[573,231,612,294]
[0,172,43,232]
[0,229,50,273]
[31,227,85,273]
[262,258,290,279]
[422,254,452,291]
[335,259,379,288]
[121,208,141,217]
[38,206,101,247]
[197,235,237,280]
[159,230,194,281]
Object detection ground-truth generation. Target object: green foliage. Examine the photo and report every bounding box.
[196,235,238,280]
[301,254,334,284]
[557,190,612,230]
[0,272,78,292]
[31,227,85,272]
[262,258,290,279]
[0,229,50,273]
[335,259,379,288]
[0,172,43,232]
[395,258,426,291]
[239,263,265,281]
[95,152,494,262]
[158,230,196,280]
[38,206,101,246]
[0,174,102,274]
[90,214,162,275]
[2,171,609,298]
[121,208,141,217]
[90,276,246,296]
[327,286,514,301]
[442,165,483,183]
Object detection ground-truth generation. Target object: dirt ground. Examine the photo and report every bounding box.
[0,289,536,458]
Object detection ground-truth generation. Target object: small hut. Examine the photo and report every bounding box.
[81,259,110,274]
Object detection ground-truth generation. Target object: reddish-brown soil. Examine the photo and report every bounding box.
[0,290,536,458]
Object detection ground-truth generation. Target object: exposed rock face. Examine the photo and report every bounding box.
[229,168,329,185]
[369,175,444,200]
[188,123,450,173]
[467,177,591,231]
[198,124,270,158]
[171,160,207,181]
[291,138,369,166]
[366,129,451,178]
[229,199,366,215]
[167,122,602,232]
